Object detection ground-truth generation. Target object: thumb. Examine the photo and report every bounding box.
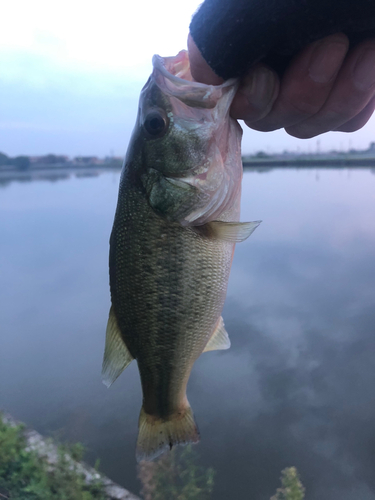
[187,34,224,85]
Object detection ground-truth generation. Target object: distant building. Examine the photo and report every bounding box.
[105,156,123,164]
[74,156,105,165]
[29,156,43,163]
[30,155,70,164]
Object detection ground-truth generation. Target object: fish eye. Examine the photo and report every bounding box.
[143,110,169,138]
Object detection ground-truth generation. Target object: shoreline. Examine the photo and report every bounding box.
[0,412,141,500]
[242,156,375,168]
[1,158,374,185]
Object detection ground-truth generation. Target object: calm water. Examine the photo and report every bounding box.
[1,167,375,499]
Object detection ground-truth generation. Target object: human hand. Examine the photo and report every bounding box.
[188,33,375,138]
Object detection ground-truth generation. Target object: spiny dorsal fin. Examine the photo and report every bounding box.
[102,306,133,388]
[203,316,231,352]
[196,220,261,243]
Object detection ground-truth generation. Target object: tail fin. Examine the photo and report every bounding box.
[136,405,200,462]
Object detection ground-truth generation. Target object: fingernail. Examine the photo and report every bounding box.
[353,48,375,91]
[309,41,347,83]
[243,67,276,105]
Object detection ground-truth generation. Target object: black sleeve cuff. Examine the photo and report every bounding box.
[189,0,375,80]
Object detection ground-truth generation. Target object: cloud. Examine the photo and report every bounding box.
[0,0,200,73]
[2,0,374,156]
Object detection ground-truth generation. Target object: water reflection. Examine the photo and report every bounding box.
[1,168,375,499]
[0,166,117,188]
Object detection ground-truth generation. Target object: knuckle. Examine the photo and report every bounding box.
[325,101,358,122]
[285,125,319,139]
[335,123,361,132]
[327,89,375,120]
[246,119,281,132]
[282,93,322,117]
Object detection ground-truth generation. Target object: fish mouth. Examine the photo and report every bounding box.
[152,51,238,110]
[153,51,195,83]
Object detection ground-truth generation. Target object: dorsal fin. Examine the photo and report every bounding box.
[203,316,231,352]
[102,306,134,387]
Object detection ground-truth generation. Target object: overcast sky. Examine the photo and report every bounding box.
[1,0,374,157]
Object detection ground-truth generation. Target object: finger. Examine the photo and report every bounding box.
[334,96,375,132]
[248,33,349,132]
[286,40,375,138]
[230,64,280,122]
[187,34,223,85]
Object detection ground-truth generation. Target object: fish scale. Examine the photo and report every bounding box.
[112,179,231,370]
[102,50,260,461]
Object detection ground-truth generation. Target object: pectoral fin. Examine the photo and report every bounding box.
[203,316,231,352]
[102,306,133,388]
[195,220,261,242]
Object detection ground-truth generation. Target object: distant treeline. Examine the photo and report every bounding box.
[0,152,122,170]
[2,141,375,173]
[0,152,31,170]
[0,153,72,169]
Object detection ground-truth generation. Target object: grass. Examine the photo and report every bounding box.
[271,467,305,500]
[138,445,215,500]
[0,416,107,500]
[1,413,305,500]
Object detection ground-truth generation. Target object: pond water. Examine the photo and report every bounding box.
[1,167,375,499]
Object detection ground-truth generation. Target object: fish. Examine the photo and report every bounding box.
[102,50,261,461]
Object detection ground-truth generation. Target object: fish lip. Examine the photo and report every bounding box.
[152,52,237,89]
[151,51,239,112]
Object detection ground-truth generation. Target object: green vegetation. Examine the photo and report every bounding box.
[270,467,305,500]
[255,151,270,158]
[138,447,306,500]
[0,153,30,170]
[138,445,215,500]
[0,417,106,500]
[38,154,67,164]
[0,152,9,166]
[12,156,30,170]
[1,414,305,500]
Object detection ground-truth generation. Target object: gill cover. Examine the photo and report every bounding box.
[139,50,243,226]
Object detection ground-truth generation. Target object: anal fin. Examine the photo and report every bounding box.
[203,316,231,352]
[102,306,133,388]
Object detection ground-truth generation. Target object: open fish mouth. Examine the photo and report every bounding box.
[152,50,238,110]
[153,50,195,82]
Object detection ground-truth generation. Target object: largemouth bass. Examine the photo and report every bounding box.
[102,50,260,461]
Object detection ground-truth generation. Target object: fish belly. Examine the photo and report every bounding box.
[110,182,234,419]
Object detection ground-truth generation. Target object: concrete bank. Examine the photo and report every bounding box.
[1,413,141,500]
